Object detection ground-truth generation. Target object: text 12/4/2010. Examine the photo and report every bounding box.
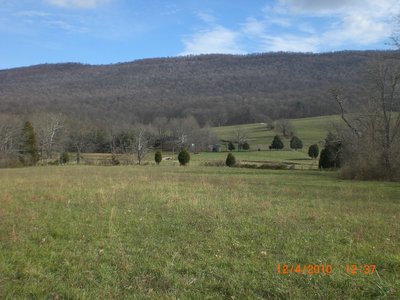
[277,264,376,275]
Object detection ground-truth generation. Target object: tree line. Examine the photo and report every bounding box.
[0,114,217,168]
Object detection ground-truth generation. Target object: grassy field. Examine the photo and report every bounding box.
[1,165,399,299]
[80,115,339,170]
[212,115,340,150]
[80,115,341,169]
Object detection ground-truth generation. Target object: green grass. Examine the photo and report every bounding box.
[80,115,340,169]
[1,165,399,298]
[210,115,340,168]
[212,115,340,150]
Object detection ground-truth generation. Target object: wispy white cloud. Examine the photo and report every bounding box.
[16,10,52,17]
[242,17,266,36]
[262,35,319,52]
[45,19,89,33]
[44,0,109,9]
[182,0,399,55]
[262,0,397,52]
[277,0,363,14]
[196,12,216,24]
[180,25,245,55]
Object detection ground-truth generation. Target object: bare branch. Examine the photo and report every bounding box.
[330,88,361,137]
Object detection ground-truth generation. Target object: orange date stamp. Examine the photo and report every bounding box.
[277,263,333,275]
[345,264,376,275]
[277,263,376,275]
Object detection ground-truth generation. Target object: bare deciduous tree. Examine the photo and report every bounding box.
[68,119,93,164]
[32,113,65,162]
[153,116,169,150]
[169,116,199,150]
[332,54,400,180]
[233,128,247,151]
[132,125,153,165]
[275,119,294,138]
[0,114,22,154]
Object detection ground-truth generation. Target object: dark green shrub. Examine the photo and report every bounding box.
[228,142,235,151]
[178,149,190,166]
[60,152,70,164]
[270,135,284,150]
[242,141,250,150]
[308,144,319,159]
[111,154,120,165]
[225,153,236,167]
[290,136,303,150]
[155,151,162,165]
[19,121,39,165]
[319,133,341,169]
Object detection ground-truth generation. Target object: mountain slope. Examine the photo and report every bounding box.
[0,51,386,125]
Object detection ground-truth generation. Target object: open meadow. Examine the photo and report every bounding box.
[212,115,340,150]
[81,116,340,170]
[1,165,399,298]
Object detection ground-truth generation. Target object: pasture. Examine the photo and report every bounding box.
[1,165,399,298]
[212,115,340,150]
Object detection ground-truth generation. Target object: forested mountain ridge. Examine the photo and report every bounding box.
[0,51,389,126]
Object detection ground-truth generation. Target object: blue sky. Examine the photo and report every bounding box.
[1,0,399,69]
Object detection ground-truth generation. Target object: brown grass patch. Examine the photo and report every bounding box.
[0,193,13,203]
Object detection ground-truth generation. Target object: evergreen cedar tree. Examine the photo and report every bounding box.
[290,136,303,150]
[226,153,236,167]
[319,133,341,169]
[308,144,319,159]
[242,141,250,150]
[178,149,190,166]
[20,121,39,165]
[155,151,162,165]
[270,135,284,150]
[60,152,70,164]
[111,154,120,165]
[228,141,235,151]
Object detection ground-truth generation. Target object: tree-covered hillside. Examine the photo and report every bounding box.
[0,51,389,126]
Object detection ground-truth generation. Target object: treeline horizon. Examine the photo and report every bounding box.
[0,112,221,167]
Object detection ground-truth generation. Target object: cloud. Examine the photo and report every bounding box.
[180,25,245,55]
[242,17,266,36]
[44,0,109,9]
[16,10,52,17]
[181,0,399,56]
[323,14,391,47]
[262,35,319,52]
[196,12,216,24]
[258,0,399,52]
[277,0,362,14]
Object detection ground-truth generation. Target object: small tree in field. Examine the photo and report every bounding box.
[155,151,162,165]
[308,144,319,159]
[242,141,250,150]
[270,135,284,150]
[226,153,236,167]
[20,121,39,165]
[228,141,235,151]
[60,151,70,164]
[290,136,303,150]
[319,133,341,169]
[178,149,190,166]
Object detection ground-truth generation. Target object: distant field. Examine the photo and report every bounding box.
[81,115,339,169]
[1,165,399,298]
[212,115,340,150]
